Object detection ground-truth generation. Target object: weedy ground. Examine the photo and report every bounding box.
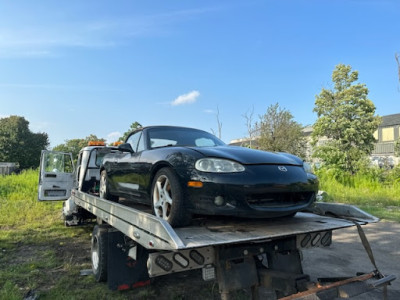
[316,168,400,222]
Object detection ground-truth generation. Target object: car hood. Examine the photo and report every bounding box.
[188,146,303,165]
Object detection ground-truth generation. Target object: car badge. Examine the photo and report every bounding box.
[278,166,287,172]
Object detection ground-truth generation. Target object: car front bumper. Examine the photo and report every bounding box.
[180,165,318,218]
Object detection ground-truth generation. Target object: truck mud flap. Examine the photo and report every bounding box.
[107,230,150,291]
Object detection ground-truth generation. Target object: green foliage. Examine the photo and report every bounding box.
[53,134,105,161]
[316,166,400,209]
[118,121,143,142]
[257,103,306,158]
[395,138,400,157]
[312,64,381,173]
[0,115,49,170]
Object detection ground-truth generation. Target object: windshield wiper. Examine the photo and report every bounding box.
[152,144,175,149]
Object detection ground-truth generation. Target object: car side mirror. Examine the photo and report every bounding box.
[118,143,134,153]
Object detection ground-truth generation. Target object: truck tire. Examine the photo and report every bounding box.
[99,170,118,202]
[91,225,108,282]
[151,167,192,227]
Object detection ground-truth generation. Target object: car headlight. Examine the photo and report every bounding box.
[195,158,245,173]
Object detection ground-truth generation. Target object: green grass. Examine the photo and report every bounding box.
[316,168,400,222]
[0,169,62,229]
[0,169,66,251]
[0,170,68,298]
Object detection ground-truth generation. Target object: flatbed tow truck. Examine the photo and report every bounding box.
[38,145,396,299]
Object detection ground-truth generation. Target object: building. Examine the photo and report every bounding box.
[372,113,400,156]
[370,113,400,166]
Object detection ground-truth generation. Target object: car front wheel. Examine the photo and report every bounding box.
[151,168,192,227]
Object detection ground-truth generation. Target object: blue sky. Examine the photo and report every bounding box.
[1,0,399,147]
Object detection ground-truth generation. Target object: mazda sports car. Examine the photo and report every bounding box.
[100,126,318,227]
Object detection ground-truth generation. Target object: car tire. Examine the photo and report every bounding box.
[151,168,192,227]
[91,225,109,282]
[99,170,118,202]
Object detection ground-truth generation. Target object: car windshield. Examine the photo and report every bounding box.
[148,127,225,148]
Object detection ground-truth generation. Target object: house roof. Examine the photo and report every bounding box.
[381,113,400,127]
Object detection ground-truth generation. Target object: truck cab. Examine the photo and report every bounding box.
[38,141,118,225]
[75,143,117,194]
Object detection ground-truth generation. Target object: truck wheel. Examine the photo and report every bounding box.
[151,168,192,227]
[100,170,118,202]
[91,225,108,282]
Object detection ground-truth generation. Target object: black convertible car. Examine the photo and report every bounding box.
[100,126,318,227]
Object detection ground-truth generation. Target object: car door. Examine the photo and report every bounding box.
[38,150,75,201]
[113,131,146,200]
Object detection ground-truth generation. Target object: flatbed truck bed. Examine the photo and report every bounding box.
[69,189,395,299]
[73,190,372,250]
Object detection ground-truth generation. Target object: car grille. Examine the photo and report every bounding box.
[246,192,315,208]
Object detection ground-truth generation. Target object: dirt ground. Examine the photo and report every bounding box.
[302,220,400,299]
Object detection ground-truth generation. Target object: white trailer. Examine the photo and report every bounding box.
[38,147,396,299]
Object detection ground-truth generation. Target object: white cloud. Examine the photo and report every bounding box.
[171,90,200,106]
[106,131,122,144]
[203,109,214,114]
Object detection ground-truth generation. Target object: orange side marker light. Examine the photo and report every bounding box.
[187,181,203,188]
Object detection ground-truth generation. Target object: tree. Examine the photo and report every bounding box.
[312,64,381,173]
[257,103,306,158]
[118,122,143,142]
[0,115,49,169]
[242,106,257,148]
[210,107,222,139]
[53,135,105,161]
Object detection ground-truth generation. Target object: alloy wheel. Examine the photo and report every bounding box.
[153,174,173,220]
